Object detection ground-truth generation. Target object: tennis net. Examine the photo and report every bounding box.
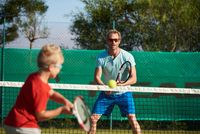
[0,81,200,134]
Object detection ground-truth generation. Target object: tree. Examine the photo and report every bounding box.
[0,0,48,47]
[0,0,19,45]
[71,0,133,50]
[17,13,49,49]
[70,0,200,51]
[137,0,200,51]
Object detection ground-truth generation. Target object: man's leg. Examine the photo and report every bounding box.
[89,92,114,134]
[88,114,101,134]
[127,114,141,134]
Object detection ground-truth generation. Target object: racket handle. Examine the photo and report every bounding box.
[71,108,74,114]
[55,75,60,82]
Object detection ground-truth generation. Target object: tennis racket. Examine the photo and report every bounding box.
[116,61,132,84]
[73,96,91,132]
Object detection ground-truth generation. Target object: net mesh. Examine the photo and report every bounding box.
[0,82,200,134]
[0,48,200,133]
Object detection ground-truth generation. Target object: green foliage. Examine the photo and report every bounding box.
[0,0,48,45]
[70,0,200,51]
[140,0,200,51]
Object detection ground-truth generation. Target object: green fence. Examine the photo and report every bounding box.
[0,48,200,121]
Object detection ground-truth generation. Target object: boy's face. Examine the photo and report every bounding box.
[49,56,64,79]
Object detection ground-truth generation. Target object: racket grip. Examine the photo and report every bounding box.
[70,108,74,114]
[55,75,60,82]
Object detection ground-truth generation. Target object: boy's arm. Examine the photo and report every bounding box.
[49,89,73,106]
[35,89,73,121]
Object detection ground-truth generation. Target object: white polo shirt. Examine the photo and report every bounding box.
[96,49,136,84]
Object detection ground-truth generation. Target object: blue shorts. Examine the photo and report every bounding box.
[92,92,135,117]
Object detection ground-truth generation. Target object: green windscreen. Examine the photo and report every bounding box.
[1,48,200,121]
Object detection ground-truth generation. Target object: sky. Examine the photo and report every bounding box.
[6,0,84,49]
[45,0,84,23]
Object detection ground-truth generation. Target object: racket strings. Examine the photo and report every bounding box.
[74,97,91,132]
[117,62,131,83]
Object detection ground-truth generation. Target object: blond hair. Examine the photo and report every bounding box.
[106,29,121,40]
[37,44,64,70]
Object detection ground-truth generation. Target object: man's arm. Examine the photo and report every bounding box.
[94,67,105,85]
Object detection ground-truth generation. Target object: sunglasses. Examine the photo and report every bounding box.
[54,64,63,69]
[108,38,119,42]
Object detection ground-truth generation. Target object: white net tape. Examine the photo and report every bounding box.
[0,81,200,95]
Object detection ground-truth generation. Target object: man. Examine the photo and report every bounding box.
[89,29,141,134]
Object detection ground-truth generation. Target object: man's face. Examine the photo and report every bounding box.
[107,33,121,50]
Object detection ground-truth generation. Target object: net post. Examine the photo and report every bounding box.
[0,14,6,127]
[109,113,113,130]
[112,20,115,29]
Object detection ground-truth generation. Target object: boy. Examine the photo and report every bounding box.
[4,44,73,134]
